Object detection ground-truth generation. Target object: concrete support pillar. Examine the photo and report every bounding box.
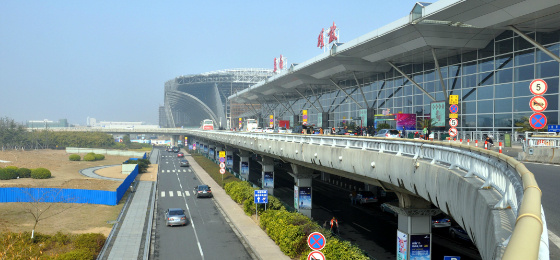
[291,164,314,218]
[260,156,275,195]
[170,135,178,146]
[225,147,234,169]
[239,150,251,181]
[391,192,435,260]
[208,144,216,160]
[202,142,208,154]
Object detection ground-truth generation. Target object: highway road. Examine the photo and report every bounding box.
[152,147,251,260]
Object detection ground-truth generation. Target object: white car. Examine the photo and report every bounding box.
[375,129,401,138]
[264,127,274,133]
[253,127,263,132]
[276,127,287,133]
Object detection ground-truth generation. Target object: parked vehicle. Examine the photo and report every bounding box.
[357,191,378,204]
[165,208,188,226]
[275,127,287,133]
[179,159,189,167]
[253,127,263,133]
[264,127,274,133]
[380,202,398,217]
[432,213,452,228]
[194,185,213,198]
[375,129,401,138]
[449,225,472,242]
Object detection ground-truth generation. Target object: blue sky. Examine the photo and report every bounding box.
[0,0,420,125]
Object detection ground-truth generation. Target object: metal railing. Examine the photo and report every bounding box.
[525,137,560,148]
[188,130,547,260]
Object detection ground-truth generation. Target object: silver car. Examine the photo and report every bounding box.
[375,129,401,138]
[194,185,213,198]
[165,208,188,226]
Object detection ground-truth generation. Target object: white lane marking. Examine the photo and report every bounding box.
[161,170,165,173]
[179,182,204,259]
[183,169,187,172]
[172,170,176,172]
[353,222,371,232]
[523,161,560,167]
[169,191,174,197]
[167,170,170,173]
[185,191,191,196]
[177,191,182,197]
[160,192,165,197]
[188,169,192,172]
[549,229,560,249]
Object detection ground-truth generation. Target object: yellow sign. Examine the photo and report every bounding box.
[302,110,308,125]
[449,95,459,105]
[449,113,458,118]
[219,151,226,158]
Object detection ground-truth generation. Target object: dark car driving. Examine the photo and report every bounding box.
[194,185,213,198]
[179,159,189,167]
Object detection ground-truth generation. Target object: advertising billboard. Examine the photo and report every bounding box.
[298,187,312,209]
[430,101,446,127]
[263,172,274,188]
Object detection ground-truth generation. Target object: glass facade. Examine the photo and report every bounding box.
[270,30,560,132]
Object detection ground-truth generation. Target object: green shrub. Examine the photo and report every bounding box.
[225,181,254,204]
[94,154,105,160]
[17,168,31,178]
[52,231,71,246]
[31,168,52,179]
[5,166,18,179]
[0,167,17,180]
[74,233,105,255]
[260,210,308,257]
[57,249,94,260]
[83,154,96,161]
[69,154,81,161]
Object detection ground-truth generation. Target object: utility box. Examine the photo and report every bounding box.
[505,134,512,147]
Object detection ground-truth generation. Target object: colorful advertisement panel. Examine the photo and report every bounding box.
[298,187,312,209]
[241,161,249,175]
[430,101,446,127]
[410,234,431,260]
[397,230,408,260]
[203,145,208,153]
[396,114,417,130]
[317,113,323,128]
[263,172,274,188]
[209,148,214,158]
[226,155,233,167]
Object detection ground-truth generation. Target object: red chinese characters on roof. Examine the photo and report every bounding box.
[273,57,277,73]
[328,22,337,44]
[317,28,325,49]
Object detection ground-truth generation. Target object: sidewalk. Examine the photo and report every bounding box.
[186,151,290,260]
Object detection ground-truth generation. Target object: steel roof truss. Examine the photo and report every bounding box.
[431,49,448,102]
[509,25,560,63]
[308,85,325,112]
[329,78,364,109]
[352,72,369,108]
[272,95,295,116]
[388,61,436,102]
[295,89,322,113]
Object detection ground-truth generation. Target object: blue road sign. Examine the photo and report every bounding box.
[219,157,225,163]
[549,125,560,132]
[449,104,459,114]
[444,257,460,260]
[307,232,326,251]
[530,112,547,130]
[254,190,268,204]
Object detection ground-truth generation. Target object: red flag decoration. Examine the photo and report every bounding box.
[328,22,337,43]
[317,28,325,49]
[273,57,277,73]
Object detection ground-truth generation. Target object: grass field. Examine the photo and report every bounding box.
[189,153,240,188]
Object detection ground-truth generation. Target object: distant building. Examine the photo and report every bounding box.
[87,117,159,129]
[27,119,68,128]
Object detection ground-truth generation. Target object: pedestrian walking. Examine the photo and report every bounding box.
[330,217,339,235]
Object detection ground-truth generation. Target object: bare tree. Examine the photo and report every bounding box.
[19,187,84,239]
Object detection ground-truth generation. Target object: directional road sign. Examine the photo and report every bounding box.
[449,118,458,127]
[529,96,548,112]
[219,162,226,169]
[530,79,547,95]
[548,125,560,132]
[307,232,326,251]
[444,257,461,260]
[219,168,226,174]
[449,127,458,137]
[449,104,459,114]
[307,251,326,260]
[530,113,547,130]
[254,190,268,204]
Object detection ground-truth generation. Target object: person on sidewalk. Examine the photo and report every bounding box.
[350,189,357,205]
[330,217,339,235]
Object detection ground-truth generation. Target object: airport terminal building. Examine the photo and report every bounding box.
[228,0,560,138]
[161,69,273,129]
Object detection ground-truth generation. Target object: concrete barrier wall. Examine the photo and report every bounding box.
[518,147,560,164]
[66,147,146,158]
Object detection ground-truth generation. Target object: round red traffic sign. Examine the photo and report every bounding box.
[530,79,548,95]
[219,162,226,169]
[530,113,547,130]
[307,232,326,251]
[529,96,548,112]
[449,118,459,127]
[449,104,459,114]
[449,127,458,137]
[307,251,326,260]
[219,168,226,174]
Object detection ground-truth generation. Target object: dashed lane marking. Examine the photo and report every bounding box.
[177,191,183,196]
[169,191,174,197]
[160,192,165,197]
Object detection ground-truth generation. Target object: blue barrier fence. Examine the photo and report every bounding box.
[0,165,139,206]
